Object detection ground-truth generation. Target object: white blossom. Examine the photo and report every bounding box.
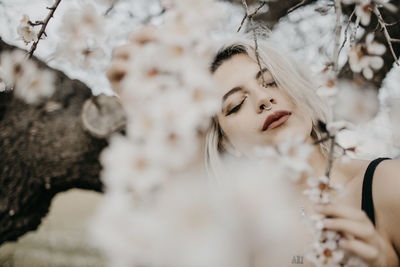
[92,178,247,267]
[317,68,339,106]
[55,4,106,68]
[348,34,386,80]
[60,4,104,39]
[14,67,55,104]
[342,0,372,26]
[0,49,26,89]
[326,120,353,136]
[0,50,55,104]
[356,0,372,26]
[303,176,343,204]
[17,14,38,45]
[365,33,386,55]
[100,134,166,199]
[253,135,313,182]
[332,80,379,124]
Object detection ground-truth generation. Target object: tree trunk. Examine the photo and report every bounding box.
[0,38,125,245]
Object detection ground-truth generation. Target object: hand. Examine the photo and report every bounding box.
[315,204,388,267]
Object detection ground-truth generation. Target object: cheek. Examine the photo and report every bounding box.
[217,113,254,144]
[294,107,314,135]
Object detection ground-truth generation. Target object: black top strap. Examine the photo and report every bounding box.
[361,157,391,226]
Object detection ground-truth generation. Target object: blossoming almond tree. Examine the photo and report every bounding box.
[0,1,399,267]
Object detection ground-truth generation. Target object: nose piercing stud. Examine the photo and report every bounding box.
[261,102,272,111]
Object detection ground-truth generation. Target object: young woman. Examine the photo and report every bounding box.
[205,37,400,266]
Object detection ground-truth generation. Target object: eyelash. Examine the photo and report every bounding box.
[225,81,277,116]
[263,80,277,87]
[226,97,246,116]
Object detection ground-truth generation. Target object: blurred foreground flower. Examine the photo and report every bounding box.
[348,33,386,80]
[0,50,55,104]
[54,4,106,68]
[253,135,313,183]
[333,81,379,124]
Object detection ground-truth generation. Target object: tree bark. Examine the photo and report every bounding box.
[0,38,125,245]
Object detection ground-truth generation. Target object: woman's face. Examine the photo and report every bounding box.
[213,53,313,157]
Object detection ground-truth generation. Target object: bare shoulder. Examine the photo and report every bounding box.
[334,158,369,185]
[374,158,400,204]
[373,158,400,254]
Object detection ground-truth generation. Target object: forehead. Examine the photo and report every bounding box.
[212,53,264,96]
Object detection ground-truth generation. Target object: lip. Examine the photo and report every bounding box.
[262,110,292,131]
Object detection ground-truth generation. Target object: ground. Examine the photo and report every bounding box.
[0,189,106,267]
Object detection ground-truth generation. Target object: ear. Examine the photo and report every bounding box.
[221,136,242,158]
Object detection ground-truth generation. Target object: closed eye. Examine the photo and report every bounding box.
[226,97,246,116]
[264,80,277,87]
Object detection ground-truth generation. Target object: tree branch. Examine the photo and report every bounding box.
[288,0,309,14]
[333,0,343,72]
[373,5,400,66]
[28,0,62,58]
[338,8,355,59]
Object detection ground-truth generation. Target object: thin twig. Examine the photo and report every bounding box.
[333,0,343,73]
[142,8,166,24]
[373,5,400,66]
[237,0,249,32]
[384,20,400,27]
[313,135,330,146]
[237,15,248,33]
[288,0,308,13]
[250,20,267,87]
[237,0,268,88]
[325,135,336,179]
[104,3,115,16]
[237,1,265,32]
[338,8,355,58]
[248,2,266,18]
[350,15,361,45]
[391,38,400,43]
[28,0,62,58]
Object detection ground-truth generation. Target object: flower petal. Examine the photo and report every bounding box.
[369,56,384,70]
[362,67,373,79]
[367,42,386,56]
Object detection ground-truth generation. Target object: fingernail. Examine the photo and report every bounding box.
[339,239,347,246]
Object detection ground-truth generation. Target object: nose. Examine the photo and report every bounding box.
[257,97,275,113]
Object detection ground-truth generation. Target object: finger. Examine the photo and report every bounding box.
[323,218,375,241]
[339,238,379,263]
[315,204,368,222]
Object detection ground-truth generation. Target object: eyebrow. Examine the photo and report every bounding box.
[222,67,270,103]
[222,86,242,102]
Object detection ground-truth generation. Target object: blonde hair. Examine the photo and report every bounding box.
[205,35,332,180]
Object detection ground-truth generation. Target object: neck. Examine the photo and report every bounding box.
[298,144,330,192]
